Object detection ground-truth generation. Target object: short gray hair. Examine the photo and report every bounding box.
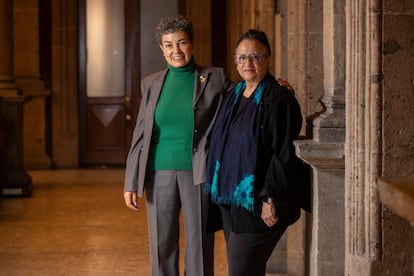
[155,15,194,45]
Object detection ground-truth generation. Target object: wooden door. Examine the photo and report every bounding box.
[78,0,139,167]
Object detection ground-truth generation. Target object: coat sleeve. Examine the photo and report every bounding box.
[256,85,304,207]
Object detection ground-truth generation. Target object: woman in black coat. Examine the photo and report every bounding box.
[206,29,309,276]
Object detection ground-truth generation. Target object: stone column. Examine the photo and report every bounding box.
[345,0,414,275]
[0,0,32,196]
[14,0,52,169]
[294,0,346,275]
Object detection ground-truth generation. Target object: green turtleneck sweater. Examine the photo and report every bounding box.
[148,58,196,171]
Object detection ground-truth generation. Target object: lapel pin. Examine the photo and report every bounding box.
[199,75,207,83]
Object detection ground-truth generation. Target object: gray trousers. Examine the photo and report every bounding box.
[145,170,214,276]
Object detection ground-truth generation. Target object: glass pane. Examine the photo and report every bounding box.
[86,0,124,97]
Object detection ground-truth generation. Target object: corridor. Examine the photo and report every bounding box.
[0,169,230,275]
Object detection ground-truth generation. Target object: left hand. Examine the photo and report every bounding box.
[261,201,278,227]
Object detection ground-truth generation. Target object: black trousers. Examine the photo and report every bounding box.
[219,205,287,276]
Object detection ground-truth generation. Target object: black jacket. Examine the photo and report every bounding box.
[207,73,311,233]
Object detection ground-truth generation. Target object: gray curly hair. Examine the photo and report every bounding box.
[155,15,194,45]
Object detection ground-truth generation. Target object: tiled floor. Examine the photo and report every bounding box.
[0,169,284,276]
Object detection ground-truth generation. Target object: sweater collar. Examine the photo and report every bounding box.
[167,57,196,74]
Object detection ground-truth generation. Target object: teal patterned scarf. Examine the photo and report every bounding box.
[206,76,269,212]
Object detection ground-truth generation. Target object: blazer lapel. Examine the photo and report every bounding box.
[194,67,209,106]
[148,69,168,112]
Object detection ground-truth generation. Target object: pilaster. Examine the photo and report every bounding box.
[50,0,79,168]
[0,0,32,196]
[184,0,211,66]
[14,0,52,169]
[345,0,414,275]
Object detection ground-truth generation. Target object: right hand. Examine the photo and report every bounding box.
[277,78,293,92]
[261,201,278,227]
[124,191,139,211]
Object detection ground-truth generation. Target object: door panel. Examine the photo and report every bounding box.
[79,0,139,167]
[87,105,125,150]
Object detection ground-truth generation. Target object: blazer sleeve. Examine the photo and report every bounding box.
[123,80,147,193]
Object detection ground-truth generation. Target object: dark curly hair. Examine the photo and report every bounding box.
[235,29,271,56]
[155,15,194,45]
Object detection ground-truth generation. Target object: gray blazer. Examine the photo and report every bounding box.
[124,66,232,196]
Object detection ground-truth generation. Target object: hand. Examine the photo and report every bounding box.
[124,191,139,211]
[277,78,293,91]
[261,201,278,227]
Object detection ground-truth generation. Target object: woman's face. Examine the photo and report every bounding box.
[234,39,269,83]
[159,31,193,68]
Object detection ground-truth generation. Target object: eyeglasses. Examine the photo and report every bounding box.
[234,54,268,64]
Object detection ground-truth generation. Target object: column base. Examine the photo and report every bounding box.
[1,170,32,197]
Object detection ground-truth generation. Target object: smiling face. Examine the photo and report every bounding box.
[235,39,269,84]
[159,31,193,68]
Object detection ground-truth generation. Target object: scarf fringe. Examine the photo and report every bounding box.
[206,167,255,212]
